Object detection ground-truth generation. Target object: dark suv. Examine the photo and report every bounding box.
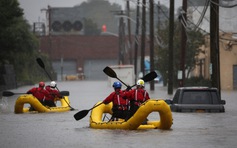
[166,87,226,112]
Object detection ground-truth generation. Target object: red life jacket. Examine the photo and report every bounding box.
[103,89,129,110]
[45,85,60,101]
[128,88,149,106]
[114,91,129,110]
[28,87,48,101]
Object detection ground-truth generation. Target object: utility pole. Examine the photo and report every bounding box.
[157,1,160,31]
[134,0,140,82]
[126,1,132,65]
[150,0,155,90]
[118,11,126,65]
[168,0,174,95]
[48,5,51,35]
[180,0,187,87]
[210,0,221,96]
[141,0,146,77]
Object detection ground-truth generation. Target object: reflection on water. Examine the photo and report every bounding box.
[0,96,11,113]
[0,81,237,148]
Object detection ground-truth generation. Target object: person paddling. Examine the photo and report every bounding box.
[124,79,150,121]
[102,81,129,121]
[27,81,49,110]
[45,81,61,107]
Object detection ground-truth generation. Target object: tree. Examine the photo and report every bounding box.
[0,0,24,62]
[78,0,122,34]
[83,18,100,35]
[0,0,50,85]
[155,20,205,87]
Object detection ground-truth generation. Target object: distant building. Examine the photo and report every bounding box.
[38,4,154,81]
[187,0,237,90]
[39,35,119,81]
[49,6,84,35]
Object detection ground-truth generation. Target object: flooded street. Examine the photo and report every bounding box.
[1,80,237,148]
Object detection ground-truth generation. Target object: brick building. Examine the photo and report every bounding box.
[39,35,120,80]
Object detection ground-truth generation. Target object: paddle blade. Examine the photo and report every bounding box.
[103,66,117,78]
[2,91,26,97]
[59,91,70,96]
[36,58,45,69]
[2,91,15,97]
[74,109,90,121]
[142,71,158,82]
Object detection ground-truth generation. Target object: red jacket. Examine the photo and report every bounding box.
[126,88,150,103]
[45,85,61,101]
[103,89,129,109]
[27,87,49,101]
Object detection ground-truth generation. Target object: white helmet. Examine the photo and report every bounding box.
[50,81,57,88]
[137,79,145,87]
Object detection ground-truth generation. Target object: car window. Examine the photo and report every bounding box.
[173,89,180,103]
[182,90,211,104]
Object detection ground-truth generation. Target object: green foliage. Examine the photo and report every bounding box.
[184,76,211,87]
[78,0,122,34]
[13,52,49,84]
[0,0,50,86]
[155,20,205,87]
[0,0,23,26]
[83,18,101,35]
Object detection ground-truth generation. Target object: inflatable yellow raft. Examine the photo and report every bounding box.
[90,99,173,130]
[14,94,71,113]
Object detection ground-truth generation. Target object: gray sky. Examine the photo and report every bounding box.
[18,0,182,25]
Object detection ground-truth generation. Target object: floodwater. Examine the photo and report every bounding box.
[1,80,237,148]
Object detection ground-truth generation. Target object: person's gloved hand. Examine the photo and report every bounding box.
[126,85,132,91]
[102,101,108,105]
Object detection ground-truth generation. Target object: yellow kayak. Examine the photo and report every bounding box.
[14,94,71,113]
[90,99,173,130]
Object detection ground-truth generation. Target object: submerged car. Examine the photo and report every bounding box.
[139,70,163,83]
[166,87,226,112]
[154,73,163,83]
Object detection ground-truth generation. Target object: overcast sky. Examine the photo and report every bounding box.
[18,0,182,25]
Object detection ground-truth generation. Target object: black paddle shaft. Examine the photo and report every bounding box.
[103,66,157,88]
[130,71,157,87]
[36,58,75,111]
[2,91,26,97]
[74,102,103,121]
[103,66,128,87]
[36,58,53,81]
[74,67,158,121]
[37,58,62,93]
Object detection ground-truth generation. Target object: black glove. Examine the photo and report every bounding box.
[126,85,132,91]
[103,101,108,105]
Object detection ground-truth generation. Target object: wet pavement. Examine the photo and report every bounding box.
[0,80,237,148]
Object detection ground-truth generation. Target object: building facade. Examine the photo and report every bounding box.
[188,1,237,90]
[194,33,237,90]
[39,35,119,80]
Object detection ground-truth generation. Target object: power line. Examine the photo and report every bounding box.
[210,0,237,8]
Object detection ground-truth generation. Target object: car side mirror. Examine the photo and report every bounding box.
[165,99,173,104]
[220,100,226,105]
